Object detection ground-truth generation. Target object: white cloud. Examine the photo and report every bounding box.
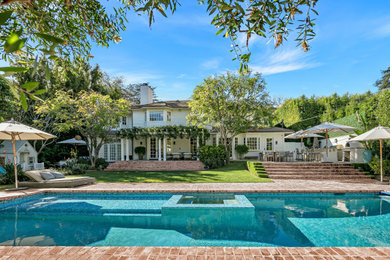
[371,22,390,38]
[115,72,163,84]
[237,33,262,47]
[250,49,321,75]
[201,58,221,70]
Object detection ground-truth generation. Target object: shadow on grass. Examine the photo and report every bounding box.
[80,162,272,183]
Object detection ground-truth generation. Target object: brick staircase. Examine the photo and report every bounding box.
[105,160,205,171]
[262,162,372,181]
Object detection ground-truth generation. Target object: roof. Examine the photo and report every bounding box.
[211,127,294,134]
[0,140,28,154]
[132,100,189,109]
[245,127,294,133]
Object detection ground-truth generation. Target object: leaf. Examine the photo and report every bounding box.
[4,33,25,53]
[0,10,12,25]
[20,92,27,111]
[35,33,66,44]
[32,89,47,95]
[0,67,29,72]
[156,5,167,18]
[21,82,39,91]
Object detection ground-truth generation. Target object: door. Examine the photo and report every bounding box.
[150,137,157,159]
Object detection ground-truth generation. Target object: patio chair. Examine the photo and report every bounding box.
[172,153,181,160]
[20,169,95,188]
[183,153,192,160]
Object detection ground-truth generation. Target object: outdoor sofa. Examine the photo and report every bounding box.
[20,169,95,188]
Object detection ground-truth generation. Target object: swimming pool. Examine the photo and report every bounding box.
[0,192,389,247]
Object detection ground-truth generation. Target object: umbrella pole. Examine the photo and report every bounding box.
[12,135,18,189]
[380,139,383,182]
[326,130,329,157]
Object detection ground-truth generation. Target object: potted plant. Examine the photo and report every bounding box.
[235,144,249,160]
[135,146,146,160]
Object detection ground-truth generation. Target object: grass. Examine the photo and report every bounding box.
[0,184,13,190]
[73,161,272,183]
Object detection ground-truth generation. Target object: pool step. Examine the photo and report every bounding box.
[262,162,372,181]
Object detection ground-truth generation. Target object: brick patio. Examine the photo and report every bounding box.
[0,180,389,259]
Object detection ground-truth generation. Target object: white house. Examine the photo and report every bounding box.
[0,140,43,170]
[98,84,300,162]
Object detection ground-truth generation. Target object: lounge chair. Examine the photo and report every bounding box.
[20,170,95,188]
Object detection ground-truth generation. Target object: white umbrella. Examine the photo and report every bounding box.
[285,130,323,150]
[0,120,56,189]
[351,125,390,182]
[302,122,357,159]
[58,138,86,145]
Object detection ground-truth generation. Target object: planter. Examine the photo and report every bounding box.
[362,150,373,163]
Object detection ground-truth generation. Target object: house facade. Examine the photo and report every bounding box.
[0,140,43,170]
[98,84,300,162]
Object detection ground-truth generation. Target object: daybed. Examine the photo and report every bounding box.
[20,169,95,188]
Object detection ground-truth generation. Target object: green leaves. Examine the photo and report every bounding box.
[20,92,27,111]
[0,10,12,25]
[4,33,26,53]
[21,82,40,92]
[0,67,29,73]
[35,33,66,45]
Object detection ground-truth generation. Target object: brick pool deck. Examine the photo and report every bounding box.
[0,180,389,259]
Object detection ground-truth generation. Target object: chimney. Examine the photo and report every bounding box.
[140,84,153,105]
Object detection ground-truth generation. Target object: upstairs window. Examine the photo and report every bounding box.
[122,117,127,125]
[149,111,164,121]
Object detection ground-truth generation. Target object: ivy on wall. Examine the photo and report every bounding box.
[117,126,210,143]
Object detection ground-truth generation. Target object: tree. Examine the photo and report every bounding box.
[122,83,158,104]
[36,90,131,167]
[187,72,273,163]
[375,67,390,90]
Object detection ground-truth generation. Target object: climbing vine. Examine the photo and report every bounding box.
[117,126,210,143]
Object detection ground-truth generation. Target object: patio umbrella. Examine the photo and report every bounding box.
[284,131,323,150]
[351,125,390,182]
[0,120,56,189]
[302,122,357,160]
[57,137,86,145]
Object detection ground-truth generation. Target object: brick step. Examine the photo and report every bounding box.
[267,172,366,176]
[262,165,354,169]
[269,175,371,180]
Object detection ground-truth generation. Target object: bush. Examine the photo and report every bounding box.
[0,164,30,185]
[135,146,146,160]
[95,158,109,169]
[198,145,227,169]
[235,145,249,159]
[369,157,390,176]
[65,161,90,175]
[77,157,91,165]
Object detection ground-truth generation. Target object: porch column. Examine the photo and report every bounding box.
[158,138,162,161]
[232,137,236,160]
[126,139,130,161]
[120,139,125,161]
[196,137,200,161]
[163,137,167,161]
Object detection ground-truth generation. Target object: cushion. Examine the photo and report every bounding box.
[40,171,55,180]
[25,170,44,182]
[51,171,65,179]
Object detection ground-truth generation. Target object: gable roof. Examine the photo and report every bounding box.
[0,141,29,154]
[132,100,189,109]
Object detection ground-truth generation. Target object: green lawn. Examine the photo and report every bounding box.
[75,161,272,183]
[0,184,13,190]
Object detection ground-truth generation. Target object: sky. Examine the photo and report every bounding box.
[91,0,390,101]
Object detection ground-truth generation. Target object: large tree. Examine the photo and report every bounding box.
[36,90,131,167]
[187,72,273,163]
[375,67,390,90]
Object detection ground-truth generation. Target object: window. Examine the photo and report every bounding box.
[247,137,258,150]
[110,144,116,161]
[122,117,127,125]
[150,138,157,158]
[167,111,171,122]
[266,138,273,151]
[28,157,34,164]
[149,111,164,121]
[103,144,108,160]
[190,138,197,154]
[117,144,121,160]
[166,139,172,153]
[234,137,238,148]
[212,137,216,146]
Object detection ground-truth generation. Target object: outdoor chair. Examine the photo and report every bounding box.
[183,153,192,160]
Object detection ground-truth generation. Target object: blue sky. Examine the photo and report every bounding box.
[91,0,390,101]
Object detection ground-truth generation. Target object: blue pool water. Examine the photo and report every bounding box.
[0,192,389,247]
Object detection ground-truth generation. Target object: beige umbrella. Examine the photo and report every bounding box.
[0,120,56,189]
[351,125,390,182]
[302,122,357,160]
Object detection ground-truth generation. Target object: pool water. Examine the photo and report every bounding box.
[0,192,389,247]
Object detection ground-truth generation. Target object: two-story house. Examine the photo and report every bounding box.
[98,84,299,162]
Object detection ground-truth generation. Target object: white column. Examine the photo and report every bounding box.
[163,137,167,161]
[196,137,200,161]
[232,137,236,160]
[120,139,125,161]
[158,138,162,161]
[126,139,130,161]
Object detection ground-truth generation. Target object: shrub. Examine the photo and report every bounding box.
[369,157,390,176]
[65,161,90,175]
[198,145,227,169]
[77,157,91,165]
[95,158,109,169]
[135,146,146,160]
[235,145,249,159]
[0,164,29,185]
